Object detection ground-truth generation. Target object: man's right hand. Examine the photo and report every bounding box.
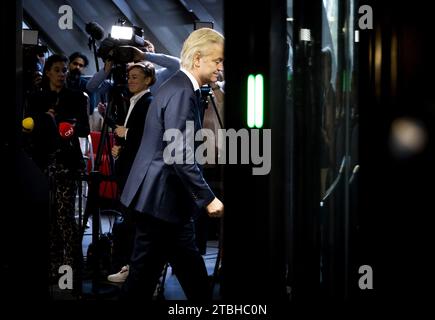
[206,197,224,218]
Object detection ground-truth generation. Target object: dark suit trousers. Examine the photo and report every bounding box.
[121,213,211,301]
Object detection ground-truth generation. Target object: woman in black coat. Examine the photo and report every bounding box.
[108,62,156,281]
[26,54,89,286]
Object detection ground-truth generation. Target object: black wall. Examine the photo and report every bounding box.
[359,0,435,303]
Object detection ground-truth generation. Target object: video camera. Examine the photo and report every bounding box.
[97,25,146,64]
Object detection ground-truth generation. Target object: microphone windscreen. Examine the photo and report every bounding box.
[85,22,105,40]
[59,122,75,139]
[22,117,34,132]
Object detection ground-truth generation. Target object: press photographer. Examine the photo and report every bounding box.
[86,23,180,124]
[87,23,147,129]
[82,22,182,285]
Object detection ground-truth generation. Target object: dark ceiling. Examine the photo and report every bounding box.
[23,0,223,75]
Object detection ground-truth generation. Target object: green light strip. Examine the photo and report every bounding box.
[247,75,255,128]
[255,74,264,128]
[247,74,264,128]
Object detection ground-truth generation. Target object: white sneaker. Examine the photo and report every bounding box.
[107,265,129,283]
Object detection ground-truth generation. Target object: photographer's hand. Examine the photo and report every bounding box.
[104,60,113,73]
[130,46,145,62]
[117,46,145,62]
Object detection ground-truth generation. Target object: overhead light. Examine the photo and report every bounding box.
[286,17,293,21]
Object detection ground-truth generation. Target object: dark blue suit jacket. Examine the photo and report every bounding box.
[120,71,215,223]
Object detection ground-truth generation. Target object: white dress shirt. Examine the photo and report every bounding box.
[123,88,150,139]
[180,67,200,92]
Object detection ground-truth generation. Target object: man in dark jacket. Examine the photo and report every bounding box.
[120,28,224,301]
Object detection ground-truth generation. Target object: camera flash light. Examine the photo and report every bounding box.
[111,25,133,40]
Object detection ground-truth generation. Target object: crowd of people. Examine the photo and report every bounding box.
[22,27,225,301]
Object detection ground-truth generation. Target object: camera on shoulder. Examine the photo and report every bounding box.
[97,24,146,64]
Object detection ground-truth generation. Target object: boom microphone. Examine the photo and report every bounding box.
[85,22,105,41]
[58,122,75,139]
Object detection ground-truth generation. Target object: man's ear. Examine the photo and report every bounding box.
[193,52,201,68]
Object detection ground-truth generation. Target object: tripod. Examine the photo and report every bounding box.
[78,55,124,298]
[79,98,119,297]
[79,60,131,297]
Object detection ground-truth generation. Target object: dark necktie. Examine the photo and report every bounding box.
[195,89,205,122]
[195,89,201,102]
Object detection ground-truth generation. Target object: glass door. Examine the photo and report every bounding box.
[287,0,359,300]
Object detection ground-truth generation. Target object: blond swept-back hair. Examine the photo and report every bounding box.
[180,28,224,70]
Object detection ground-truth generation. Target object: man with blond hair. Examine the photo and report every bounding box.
[120,28,224,301]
